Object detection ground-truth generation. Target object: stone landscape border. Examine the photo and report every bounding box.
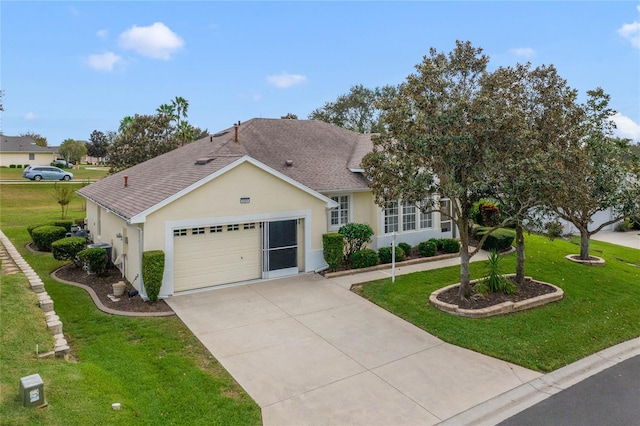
[429,274,564,318]
[565,254,605,266]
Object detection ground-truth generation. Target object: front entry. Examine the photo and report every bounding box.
[263,220,298,279]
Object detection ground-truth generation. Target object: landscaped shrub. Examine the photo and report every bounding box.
[631,215,640,230]
[429,238,444,251]
[378,246,405,264]
[441,238,461,253]
[322,233,344,271]
[9,164,16,169]
[52,220,74,232]
[474,250,515,296]
[471,199,502,226]
[142,250,165,302]
[418,240,437,257]
[27,220,73,239]
[78,247,108,276]
[545,221,564,240]
[398,242,412,258]
[31,225,67,252]
[52,237,86,266]
[338,223,374,263]
[614,218,631,232]
[475,227,515,252]
[350,248,379,269]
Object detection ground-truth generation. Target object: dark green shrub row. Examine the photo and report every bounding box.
[378,246,405,264]
[52,237,86,266]
[27,220,74,238]
[475,227,515,251]
[351,249,379,269]
[322,233,344,272]
[441,238,461,253]
[78,247,108,276]
[142,250,165,303]
[31,226,68,252]
[398,242,412,257]
[418,241,437,257]
[9,164,28,169]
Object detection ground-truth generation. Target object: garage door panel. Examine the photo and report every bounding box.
[173,226,260,292]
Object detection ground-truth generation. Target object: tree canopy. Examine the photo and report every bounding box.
[58,139,87,163]
[87,130,110,160]
[20,132,48,147]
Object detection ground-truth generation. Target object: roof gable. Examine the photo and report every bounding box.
[0,135,56,153]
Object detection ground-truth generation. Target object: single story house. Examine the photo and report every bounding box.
[0,135,56,167]
[77,119,455,298]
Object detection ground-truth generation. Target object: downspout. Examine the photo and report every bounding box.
[126,223,147,300]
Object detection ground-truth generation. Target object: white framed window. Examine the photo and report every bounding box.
[440,199,452,232]
[402,201,416,231]
[420,209,433,229]
[330,195,350,229]
[384,201,399,233]
[29,153,35,160]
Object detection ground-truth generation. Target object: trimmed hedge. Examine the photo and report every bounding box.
[31,226,67,252]
[475,227,515,251]
[142,250,165,302]
[418,240,437,257]
[322,233,344,271]
[338,223,374,263]
[78,247,108,276]
[351,248,379,269]
[441,238,461,253]
[378,246,405,264]
[52,237,86,266]
[27,220,74,239]
[398,242,412,257]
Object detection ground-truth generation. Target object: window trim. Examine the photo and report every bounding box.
[382,198,439,235]
[328,194,352,231]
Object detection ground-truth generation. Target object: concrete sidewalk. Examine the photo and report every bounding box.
[591,229,640,250]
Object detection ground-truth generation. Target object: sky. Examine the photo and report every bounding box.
[2,1,639,146]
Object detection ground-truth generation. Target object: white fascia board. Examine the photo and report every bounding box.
[130,155,337,223]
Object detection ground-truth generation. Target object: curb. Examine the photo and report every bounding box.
[439,337,640,425]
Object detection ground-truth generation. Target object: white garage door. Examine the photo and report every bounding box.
[173,223,261,292]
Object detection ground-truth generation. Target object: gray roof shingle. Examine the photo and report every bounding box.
[78,118,373,220]
[0,135,57,153]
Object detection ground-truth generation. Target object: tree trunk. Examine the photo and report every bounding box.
[457,218,472,300]
[579,228,590,260]
[515,223,525,285]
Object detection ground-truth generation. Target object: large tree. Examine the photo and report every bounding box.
[363,41,505,300]
[20,132,48,147]
[58,139,87,163]
[309,84,391,133]
[480,63,583,284]
[87,130,110,160]
[548,88,640,260]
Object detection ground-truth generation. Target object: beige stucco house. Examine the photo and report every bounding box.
[0,135,56,167]
[78,119,453,298]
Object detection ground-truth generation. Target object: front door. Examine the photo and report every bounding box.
[263,220,298,279]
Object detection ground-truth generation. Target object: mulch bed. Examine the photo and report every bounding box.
[54,263,173,314]
[436,276,557,310]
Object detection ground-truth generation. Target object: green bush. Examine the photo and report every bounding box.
[631,215,640,230]
[418,240,437,257]
[398,242,412,257]
[323,233,344,271]
[441,238,461,253]
[545,221,564,240]
[614,218,631,232]
[27,220,73,239]
[429,238,444,250]
[9,164,16,169]
[31,225,67,252]
[78,247,108,276]
[142,250,165,302]
[474,250,515,296]
[338,223,374,263]
[52,237,86,266]
[52,220,74,232]
[378,246,405,264]
[351,248,379,269]
[16,164,22,169]
[475,227,515,252]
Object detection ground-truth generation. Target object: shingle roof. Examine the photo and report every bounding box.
[78,118,373,221]
[0,135,57,153]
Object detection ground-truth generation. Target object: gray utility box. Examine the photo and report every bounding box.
[19,374,46,407]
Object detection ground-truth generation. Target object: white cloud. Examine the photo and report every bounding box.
[24,112,39,121]
[97,29,108,39]
[118,22,184,60]
[86,52,122,72]
[266,72,307,88]
[612,112,640,142]
[509,47,536,58]
[618,21,640,48]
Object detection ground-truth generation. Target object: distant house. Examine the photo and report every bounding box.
[78,119,454,298]
[0,135,56,167]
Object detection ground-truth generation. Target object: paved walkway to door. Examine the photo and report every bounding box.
[167,270,540,425]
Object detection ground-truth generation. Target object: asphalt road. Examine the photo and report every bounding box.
[499,355,640,426]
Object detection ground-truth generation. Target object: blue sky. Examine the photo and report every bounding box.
[2,1,639,146]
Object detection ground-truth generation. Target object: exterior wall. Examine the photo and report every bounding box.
[352,191,379,234]
[144,162,331,295]
[0,152,53,167]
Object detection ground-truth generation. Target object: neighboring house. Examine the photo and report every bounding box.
[0,135,56,167]
[77,119,454,298]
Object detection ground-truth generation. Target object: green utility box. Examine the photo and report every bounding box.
[19,374,46,407]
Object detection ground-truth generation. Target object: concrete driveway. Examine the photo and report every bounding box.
[167,274,540,425]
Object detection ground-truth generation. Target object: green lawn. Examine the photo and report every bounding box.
[0,165,108,181]
[0,185,261,425]
[359,234,640,372]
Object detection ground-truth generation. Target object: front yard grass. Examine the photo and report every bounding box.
[358,234,640,372]
[0,185,261,425]
[0,165,108,181]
